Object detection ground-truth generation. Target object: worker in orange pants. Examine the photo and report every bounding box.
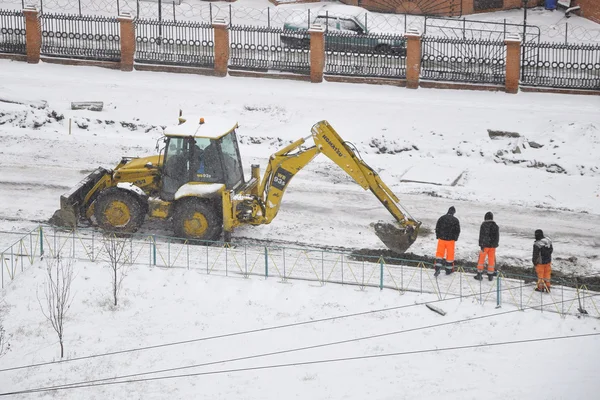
[533,229,553,292]
[434,206,460,276]
[475,212,499,282]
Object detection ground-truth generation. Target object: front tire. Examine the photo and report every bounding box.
[94,188,146,233]
[173,199,222,242]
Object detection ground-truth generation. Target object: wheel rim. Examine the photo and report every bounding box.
[183,212,209,237]
[103,200,131,227]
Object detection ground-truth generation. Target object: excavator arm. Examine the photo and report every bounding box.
[250,120,421,254]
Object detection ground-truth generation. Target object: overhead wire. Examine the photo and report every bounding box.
[2,292,598,395]
[0,278,545,374]
[2,332,599,397]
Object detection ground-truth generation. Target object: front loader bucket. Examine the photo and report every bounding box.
[374,220,420,254]
[48,167,111,228]
[49,206,78,228]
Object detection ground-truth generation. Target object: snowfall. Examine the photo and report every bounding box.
[1,1,600,398]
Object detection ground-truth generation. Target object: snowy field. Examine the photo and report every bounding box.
[0,17,600,397]
[0,260,599,398]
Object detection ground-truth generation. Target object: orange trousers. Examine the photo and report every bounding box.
[477,248,496,273]
[535,263,552,290]
[435,239,455,264]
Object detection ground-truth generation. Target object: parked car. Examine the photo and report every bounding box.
[281,4,406,56]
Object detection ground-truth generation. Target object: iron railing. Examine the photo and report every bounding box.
[229,25,309,75]
[324,31,407,78]
[134,18,214,67]
[521,42,600,90]
[0,9,25,54]
[421,36,506,85]
[40,13,120,61]
[2,226,599,319]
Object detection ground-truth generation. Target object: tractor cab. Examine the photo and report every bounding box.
[161,116,245,200]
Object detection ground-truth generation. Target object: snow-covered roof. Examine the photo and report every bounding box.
[164,116,238,139]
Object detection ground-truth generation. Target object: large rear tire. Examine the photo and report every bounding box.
[94,188,146,233]
[173,199,222,242]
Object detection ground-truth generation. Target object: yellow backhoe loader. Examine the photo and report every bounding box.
[50,117,421,253]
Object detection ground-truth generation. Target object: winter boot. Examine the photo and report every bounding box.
[445,261,454,275]
[487,273,494,282]
[474,273,483,281]
[535,287,543,292]
[434,266,440,277]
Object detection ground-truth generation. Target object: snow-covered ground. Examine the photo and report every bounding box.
[0,16,600,397]
[0,259,599,399]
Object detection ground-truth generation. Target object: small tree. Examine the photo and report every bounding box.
[102,233,131,307]
[0,306,9,358]
[38,255,75,359]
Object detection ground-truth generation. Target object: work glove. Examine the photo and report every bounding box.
[480,246,484,252]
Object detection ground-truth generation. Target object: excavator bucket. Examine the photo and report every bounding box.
[374,220,420,254]
[49,167,111,228]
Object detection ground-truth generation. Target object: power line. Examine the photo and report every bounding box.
[3,332,598,397]
[0,279,539,373]
[4,292,597,394]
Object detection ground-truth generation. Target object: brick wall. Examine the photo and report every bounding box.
[575,0,600,23]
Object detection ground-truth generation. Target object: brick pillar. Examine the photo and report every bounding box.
[118,13,135,71]
[309,24,325,83]
[505,34,522,94]
[405,29,421,89]
[23,6,41,64]
[213,19,229,77]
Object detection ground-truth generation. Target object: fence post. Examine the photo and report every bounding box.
[379,257,383,290]
[212,18,229,77]
[118,13,135,71]
[405,28,421,89]
[264,247,268,278]
[504,33,521,94]
[496,274,501,308]
[152,235,156,266]
[23,6,41,64]
[39,226,44,258]
[309,24,325,83]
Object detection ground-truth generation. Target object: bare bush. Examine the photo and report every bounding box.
[0,304,10,358]
[37,255,75,359]
[102,234,132,307]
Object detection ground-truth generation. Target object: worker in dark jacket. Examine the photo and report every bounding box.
[474,212,500,281]
[434,206,460,276]
[533,229,553,292]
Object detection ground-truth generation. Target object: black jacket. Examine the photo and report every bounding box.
[532,237,553,265]
[435,214,460,241]
[479,221,499,248]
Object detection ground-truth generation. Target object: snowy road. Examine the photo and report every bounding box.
[0,59,599,275]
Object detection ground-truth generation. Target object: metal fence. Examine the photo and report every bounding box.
[324,31,407,78]
[2,226,599,319]
[521,42,600,90]
[0,9,25,54]
[421,36,506,85]
[40,13,120,61]
[229,25,309,74]
[134,18,214,67]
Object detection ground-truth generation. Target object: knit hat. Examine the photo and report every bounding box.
[535,229,544,240]
[448,206,456,215]
[484,212,493,221]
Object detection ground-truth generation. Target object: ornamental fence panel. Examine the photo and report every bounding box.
[229,25,309,75]
[134,18,214,67]
[0,9,25,54]
[324,31,407,79]
[40,13,120,61]
[521,42,600,90]
[421,36,506,85]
